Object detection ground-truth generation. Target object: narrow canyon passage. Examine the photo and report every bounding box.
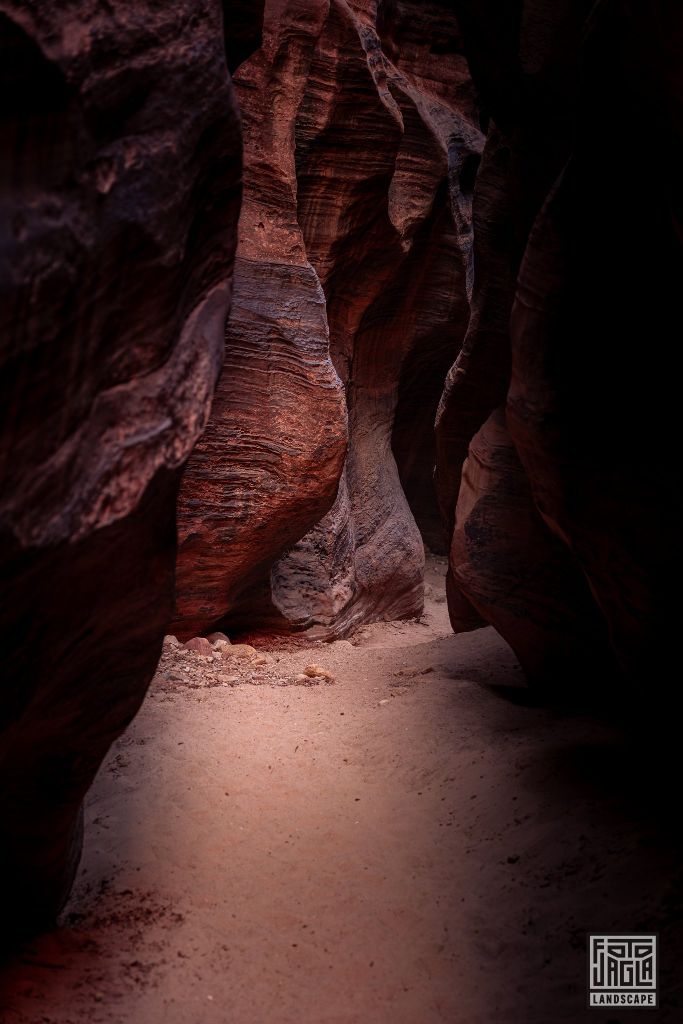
[1,1,681,1019]
[2,559,679,1024]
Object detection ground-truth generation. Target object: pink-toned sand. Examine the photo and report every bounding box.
[1,556,679,1023]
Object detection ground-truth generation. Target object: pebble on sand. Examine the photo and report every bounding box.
[219,643,269,667]
[184,637,213,657]
[303,664,335,682]
[207,632,231,645]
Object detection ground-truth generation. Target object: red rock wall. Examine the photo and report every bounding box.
[437,0,683,690]
[0,0,247,934]
[172,0,349,640]
[173,0,482,639]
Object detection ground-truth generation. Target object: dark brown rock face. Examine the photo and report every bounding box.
[0,1,244,934]
[173,0,482,640]
[437,0,683,689]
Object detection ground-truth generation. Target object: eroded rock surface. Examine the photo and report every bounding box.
[0,0,245,934]
[173,0,482,640]
[437,0,683,688]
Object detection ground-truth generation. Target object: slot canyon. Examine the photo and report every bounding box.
[0,1,681,1022]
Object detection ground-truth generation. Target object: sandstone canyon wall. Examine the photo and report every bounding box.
[173,0,483,641]
[4,0,678,946]
[436,0,683,691]
[0,0,249,935]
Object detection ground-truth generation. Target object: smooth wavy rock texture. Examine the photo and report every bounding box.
[173,0,482,640]
[437,0,682,689]
[0,0,246,934]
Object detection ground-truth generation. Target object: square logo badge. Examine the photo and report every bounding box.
[588,934,658,1008]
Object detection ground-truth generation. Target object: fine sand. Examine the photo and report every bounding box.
[1,556,680,1023]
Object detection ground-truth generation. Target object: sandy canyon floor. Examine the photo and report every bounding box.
[1,556,680,1023]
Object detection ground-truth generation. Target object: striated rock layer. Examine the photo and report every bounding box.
[173,0,349,640]
[0,0,246,934]
[436,0,682,689]
[173,0,482,640]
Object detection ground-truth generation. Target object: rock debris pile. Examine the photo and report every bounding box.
[153,636,336,692]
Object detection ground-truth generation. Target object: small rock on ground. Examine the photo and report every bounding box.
[184,637,213,657]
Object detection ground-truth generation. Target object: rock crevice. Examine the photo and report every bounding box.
[173,0,482,640]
